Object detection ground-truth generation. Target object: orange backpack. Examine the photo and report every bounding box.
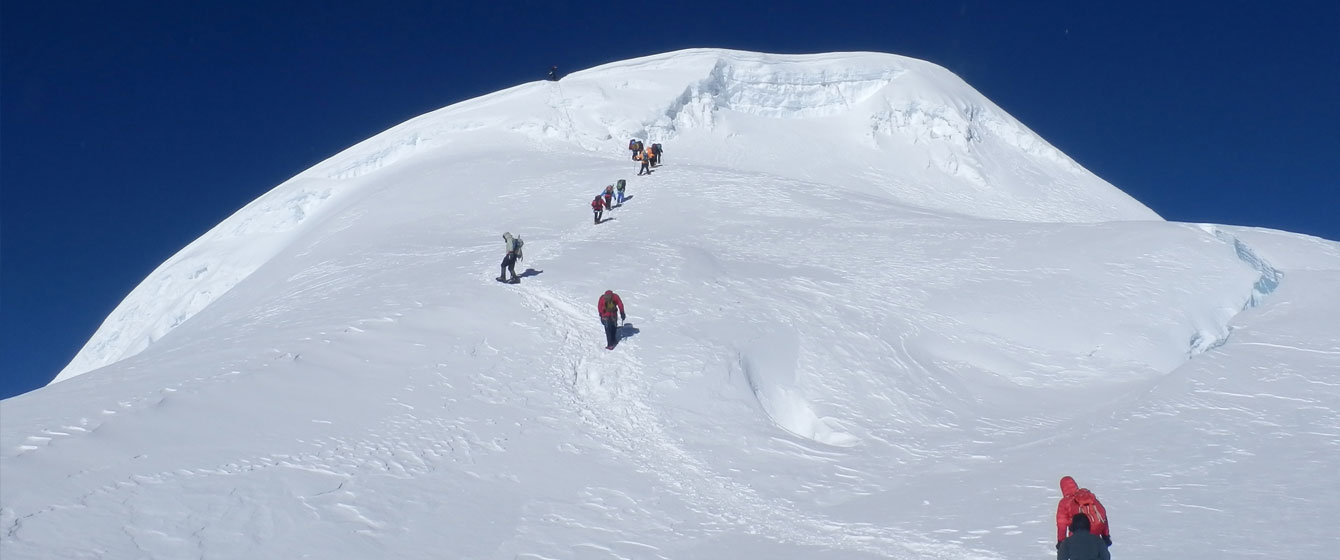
[1074,489,1105,529]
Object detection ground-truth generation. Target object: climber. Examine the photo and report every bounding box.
[1055,476,1111,549]
[496,232,523,284]
[597,290,626,350]
[591,194,609,224]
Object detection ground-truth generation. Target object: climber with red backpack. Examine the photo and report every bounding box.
[597,290,626,350]
[1055,476,1111,549]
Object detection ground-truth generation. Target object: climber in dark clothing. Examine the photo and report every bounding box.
[1057,513,1110,560]
[546,66,559,81]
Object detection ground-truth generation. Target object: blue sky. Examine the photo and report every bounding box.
[3,1,1337,399]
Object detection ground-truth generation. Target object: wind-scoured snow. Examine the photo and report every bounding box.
[6,49,1338,559]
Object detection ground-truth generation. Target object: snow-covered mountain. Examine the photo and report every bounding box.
[5,49,1338,559]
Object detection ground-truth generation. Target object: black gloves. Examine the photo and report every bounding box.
[1056,541,1061,550]
[620,314,626,321]
[1102,535,1112,547]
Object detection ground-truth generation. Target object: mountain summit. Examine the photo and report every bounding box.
[54,49,1158,383]
[6,49,1338,559]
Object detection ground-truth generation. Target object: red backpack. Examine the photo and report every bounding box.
[1074,489,1106,530]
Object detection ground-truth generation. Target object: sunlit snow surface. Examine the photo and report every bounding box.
[5,49,1338,559]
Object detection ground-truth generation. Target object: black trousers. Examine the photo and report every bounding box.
[638,161,649,175]
[593,209,603,223]
[499,253,517,279]
[602,317,619,347]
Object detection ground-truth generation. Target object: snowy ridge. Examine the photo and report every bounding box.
[52,176,355,382]
[9,49,1339,559]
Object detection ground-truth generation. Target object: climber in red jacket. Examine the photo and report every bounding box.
[591,194,609,224]
[1056,476,1111,548]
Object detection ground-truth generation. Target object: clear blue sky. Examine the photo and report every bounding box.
[3,1,1337,399]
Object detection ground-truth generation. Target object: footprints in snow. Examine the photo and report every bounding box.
[12,399,142,455]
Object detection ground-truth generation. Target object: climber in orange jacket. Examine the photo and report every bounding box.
[636,150,650,176]
[597,290,626,350]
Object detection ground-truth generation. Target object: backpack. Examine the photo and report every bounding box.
[512,236,524,259]
[616,179,626,192]
[1073,489,1105,529]
[628,139,637,150]
[602,295,618,315]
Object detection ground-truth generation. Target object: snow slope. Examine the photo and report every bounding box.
[5,49,1338,559]
[51,49,1158,383]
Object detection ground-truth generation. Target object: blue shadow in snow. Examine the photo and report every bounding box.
[617,323,640,342]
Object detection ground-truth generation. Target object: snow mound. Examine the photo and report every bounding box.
[739,326,859,448]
